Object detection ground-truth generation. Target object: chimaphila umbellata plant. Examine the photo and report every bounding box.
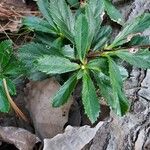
[19,0,150,123]
[0,40,27,121]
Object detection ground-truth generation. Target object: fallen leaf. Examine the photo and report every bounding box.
[0,126,40,150]
[25,78,73,139]
[43,121,104,150]
[0,0,39,32]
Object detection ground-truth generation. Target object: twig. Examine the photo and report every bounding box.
[0,25,12,41]
[2,78,29,122]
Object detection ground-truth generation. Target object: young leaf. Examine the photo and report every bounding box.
[108,57,129,116]
[82,72,100,123]
[37,55,80,74]
[49,0,75,43]
[52,74,78,107]
[74,14,89,62]
[104,0,124,25]
[23,16,57,34]
[115,49,150,69]
[108,13,150,48]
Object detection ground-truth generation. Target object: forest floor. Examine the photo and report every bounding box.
[0,1,109,150]
[0,0,150,150]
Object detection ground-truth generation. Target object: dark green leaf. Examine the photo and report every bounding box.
[0,86,10,112]
[86,0,104,43]
[67,0,79,8]
[118,65,128,81]
[128,35,150,46]
[35,32,56,46]
[37,0,57,30]
[77,69,83,79]
[51,37,64,50]
[85,6,96,48]
[37,55,80,74]
[49,0,75,43]
[62,45,76,59]
[0,40,22,79]
[6,79,16,95]
[108,57,129,116]
[92,26,112,51]
[104,0,124,25]
[74,14,89,62]
[18,42,62,70]
[23,16,57,34]
[109,13,150,48]
[3,57,22,77]
[88,0,104,20]
[25,70,48,81]
[88,57,109,75]
[82,72,100,123]
[0,40,12,70]
[94,72,114,109]
[115,49,150,69]
[0,79,12,112]
[52,74,77,107]
[0,79,16,96]
[18,42,63,80]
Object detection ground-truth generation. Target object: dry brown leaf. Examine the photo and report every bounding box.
[43,122,104,150]
[0,126,40,150]
[0,0,39,32]
[25,78,73,139]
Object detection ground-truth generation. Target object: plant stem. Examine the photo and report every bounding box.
[88,44,150,59]
[122,44,150,50]
[2,78,28,122]
[87,50,112,58]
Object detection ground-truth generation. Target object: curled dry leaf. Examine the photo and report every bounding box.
[43,121,104,150]
[25,78,73,139]
[0,126,40,150]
